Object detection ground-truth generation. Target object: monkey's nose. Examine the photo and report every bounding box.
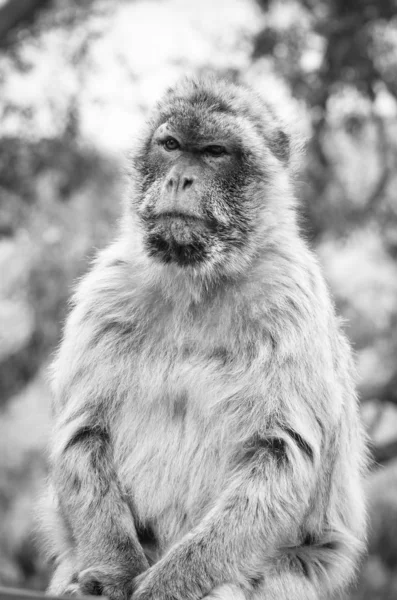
[165,174,195,192]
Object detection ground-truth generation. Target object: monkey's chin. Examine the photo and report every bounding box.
[143,219,209,267]
[145,232,209,267]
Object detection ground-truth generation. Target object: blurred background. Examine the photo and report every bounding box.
[0,0,397,598]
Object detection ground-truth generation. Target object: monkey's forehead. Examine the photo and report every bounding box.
[157,77,269,117]
[153,109,249,145]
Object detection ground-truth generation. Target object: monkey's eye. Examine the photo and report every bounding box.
[163,137,180,151]
[204,145,227,157]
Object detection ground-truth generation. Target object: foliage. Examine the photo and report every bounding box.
[0,0,397,596]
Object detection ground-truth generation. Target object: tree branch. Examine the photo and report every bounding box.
[364,113,392,213]
[372,438,397,466]
[359,372,397,405]
[0,0,50,45]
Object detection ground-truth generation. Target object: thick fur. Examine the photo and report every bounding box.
[42,77,368,600]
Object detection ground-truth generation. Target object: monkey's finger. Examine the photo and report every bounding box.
[63,584,83,597]
[79,567,134,600]
[202,584,246,600]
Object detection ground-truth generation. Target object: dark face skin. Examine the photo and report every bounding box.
[136,105,255,268]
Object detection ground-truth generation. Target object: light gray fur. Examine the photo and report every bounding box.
[42,77,368,600]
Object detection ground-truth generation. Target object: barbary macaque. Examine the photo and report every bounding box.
[43,77,368,600]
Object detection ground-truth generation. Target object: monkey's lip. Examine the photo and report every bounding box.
[154,211,205,224]
[154,212,209,233]
[151,212,208,245]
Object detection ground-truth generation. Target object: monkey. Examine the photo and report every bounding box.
[42,76,368,600]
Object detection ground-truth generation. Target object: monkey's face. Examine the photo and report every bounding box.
[133,78,290,272]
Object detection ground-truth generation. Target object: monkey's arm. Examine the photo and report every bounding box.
[131,357,362,600]
[50,401,149,597]
[48,301,150,598]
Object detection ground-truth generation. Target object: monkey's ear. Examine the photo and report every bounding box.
[268,129,290,163]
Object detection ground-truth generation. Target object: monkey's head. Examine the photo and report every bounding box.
[130,77,297,278]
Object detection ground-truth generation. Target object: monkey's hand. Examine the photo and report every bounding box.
[131,561,189,600]
[77,562,149,600]
[130,535,229,600]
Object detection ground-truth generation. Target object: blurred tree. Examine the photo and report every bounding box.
[0,0,118,408]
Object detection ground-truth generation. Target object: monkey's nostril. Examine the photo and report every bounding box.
[166,177,175,190]
[182,177,194,190]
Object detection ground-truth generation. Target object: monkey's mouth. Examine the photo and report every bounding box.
[154,213,208,244]
[143,213,212,267]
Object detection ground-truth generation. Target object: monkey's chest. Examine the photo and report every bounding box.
[114,353,242,545]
